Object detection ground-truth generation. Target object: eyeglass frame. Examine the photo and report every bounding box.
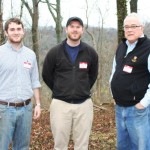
[123,25,142,31]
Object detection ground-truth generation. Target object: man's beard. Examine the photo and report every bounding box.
[67,34,81,41]
[8,36,23,44]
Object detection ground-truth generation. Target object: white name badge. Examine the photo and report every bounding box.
[79,62,88,69]
[23,62,32,69]
[123,65,133,73]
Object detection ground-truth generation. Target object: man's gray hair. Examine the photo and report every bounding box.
[124,12,144,26]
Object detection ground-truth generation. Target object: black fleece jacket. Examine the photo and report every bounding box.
[42,39,98,104]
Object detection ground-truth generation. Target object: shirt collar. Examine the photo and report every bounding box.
[126,34,144,47]
[6,41,24,52]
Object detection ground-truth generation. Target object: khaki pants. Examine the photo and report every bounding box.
[50,98,93,150]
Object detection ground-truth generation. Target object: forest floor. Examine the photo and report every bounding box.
[29,103,116,150]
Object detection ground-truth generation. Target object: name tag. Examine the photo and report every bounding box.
[79,62,88,69]
[23,61,31,69]
[123,65,133,73]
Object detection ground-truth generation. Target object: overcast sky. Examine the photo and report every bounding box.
[3,0,150,28]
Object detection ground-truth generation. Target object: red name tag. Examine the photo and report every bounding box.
[23,62,31,69]
[79,62,88,69]
[123,65,133,73]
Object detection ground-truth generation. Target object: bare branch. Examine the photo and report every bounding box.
[45,0,56,22]
[21,0,33,18]
[20,1,24,19]
[11,0,13,17]
[40,0,56,8]
[84,0,97,49]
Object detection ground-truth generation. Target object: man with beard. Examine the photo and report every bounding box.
[0,18,41,150]
[42,17,98,150]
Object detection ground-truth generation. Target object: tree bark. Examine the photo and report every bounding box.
[116,0,127,44]
[130,0,138,13]
[46,0,62,43]
[0,0,4,44]
[21,0,40,67]
[32,0,39,68]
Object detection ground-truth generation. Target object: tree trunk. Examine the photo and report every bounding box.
[32,0,39,68]
[46,0,62,44]
[55,0,62,43]
[0,0,4,44]
[116,0,127,44]
[130,0,138,13]
[21,0,40,67]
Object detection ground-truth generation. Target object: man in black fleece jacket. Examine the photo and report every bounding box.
[42,17,98,150]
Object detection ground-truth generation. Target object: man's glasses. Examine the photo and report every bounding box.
[123,25,141,31]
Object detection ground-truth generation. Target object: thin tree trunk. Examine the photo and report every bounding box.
[21,0,40,67]
[130,0,138,13]
[116,0,127,43]
[0,0,4,44]
[46,0,62,44]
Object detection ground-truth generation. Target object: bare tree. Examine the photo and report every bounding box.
[96,1,111,105]
[20,1,24,19]
[11,0,14,17]
[21,0,40,66]
[116,0,127,43]
[45,0,62,43]
[84,0,113,105]
[85,0,97,49]
[0,0,4,44]
[130,0,138,13]
[84,0,99,105]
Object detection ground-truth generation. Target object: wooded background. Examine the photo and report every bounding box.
[0,0,150,108]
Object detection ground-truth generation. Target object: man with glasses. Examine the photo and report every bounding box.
[110,12,150,149]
